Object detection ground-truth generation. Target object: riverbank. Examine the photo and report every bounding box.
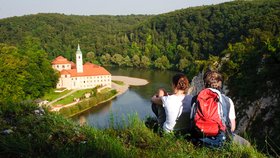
[49,76,149,113]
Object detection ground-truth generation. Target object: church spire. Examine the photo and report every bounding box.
[76,44,82,54]
[77,44,80,51]
[76,44,83,73]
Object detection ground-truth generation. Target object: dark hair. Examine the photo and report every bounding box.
[172,73,189,91]
[203,70,223,90]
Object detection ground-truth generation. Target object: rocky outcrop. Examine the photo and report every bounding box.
[234,94,280,155]
[188,72,204,96]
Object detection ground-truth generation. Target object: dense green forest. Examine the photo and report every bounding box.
[0,1,279,77]
[0,0,280,156]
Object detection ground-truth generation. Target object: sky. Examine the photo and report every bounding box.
[0,0,232,19]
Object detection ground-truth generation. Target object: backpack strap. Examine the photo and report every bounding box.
[221,94,232,135]
[190,95,198,120]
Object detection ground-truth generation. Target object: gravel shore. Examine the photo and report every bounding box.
[111,76,149,96]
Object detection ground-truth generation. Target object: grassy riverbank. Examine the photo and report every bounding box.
[58,89,117,117]
[0,103,267,158]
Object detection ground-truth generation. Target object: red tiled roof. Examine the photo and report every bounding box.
[70,61,76,69]
[60,70,70,75]
[52,56,71,64]
[59,62,111,77]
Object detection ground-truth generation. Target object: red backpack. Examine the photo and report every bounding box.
[190,88,226,137]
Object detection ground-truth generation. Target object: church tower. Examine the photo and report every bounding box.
[76,44,83,73]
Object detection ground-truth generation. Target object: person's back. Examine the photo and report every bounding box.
[162,94,192,133]
[151,73,192,134]
[190,70,250,147]
[174,95,192,131]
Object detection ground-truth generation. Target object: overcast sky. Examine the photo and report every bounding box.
[0,0,232,19]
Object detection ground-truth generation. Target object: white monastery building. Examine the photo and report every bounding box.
[52,45,111,89]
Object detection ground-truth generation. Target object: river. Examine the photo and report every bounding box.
[71,67,179,128]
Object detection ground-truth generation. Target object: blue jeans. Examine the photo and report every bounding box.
[194,132,226,148]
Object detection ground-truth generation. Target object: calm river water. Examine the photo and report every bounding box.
[71,67,179,128]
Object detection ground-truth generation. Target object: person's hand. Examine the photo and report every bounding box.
[158,88,167,97]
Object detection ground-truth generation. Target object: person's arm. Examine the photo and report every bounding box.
[230,119,236,132]
[151,95,162,105]
[151,88,167,105]
[158,88,167,96]
[228,98,236,132]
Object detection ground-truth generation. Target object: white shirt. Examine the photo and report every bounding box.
[228,97,236,120]
[161,94,192,132]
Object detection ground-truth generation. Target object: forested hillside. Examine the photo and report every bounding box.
[0,0,280,156]
[0,1,279,77]
[0,14,151,60]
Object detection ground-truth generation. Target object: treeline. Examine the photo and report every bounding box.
[0,14,151,60]
[0,1,279,78]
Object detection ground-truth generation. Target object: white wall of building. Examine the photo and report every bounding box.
[52,64,71,71]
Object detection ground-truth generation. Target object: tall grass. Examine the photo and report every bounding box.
[0,103,267,158]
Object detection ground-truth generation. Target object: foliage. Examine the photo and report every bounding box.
[0,42,58,104]
[219,35,280,156]
[0,0,279,76]
[0,104,266,157]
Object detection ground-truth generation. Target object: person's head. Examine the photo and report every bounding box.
[203,70,223,90]
[172,73,189,92]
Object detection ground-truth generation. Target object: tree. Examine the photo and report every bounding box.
[0,44,27,104]
[19,37,59,99]
[129,42,141,57]
[111,53,124,66]
[86,51,95,62]
[177,58,189,72]
[154,55,172,70]
[100,53,111,66]
[140,56,151,68]
[132,55,141,67]
[123,55,132,67]
[0,42,58,104]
